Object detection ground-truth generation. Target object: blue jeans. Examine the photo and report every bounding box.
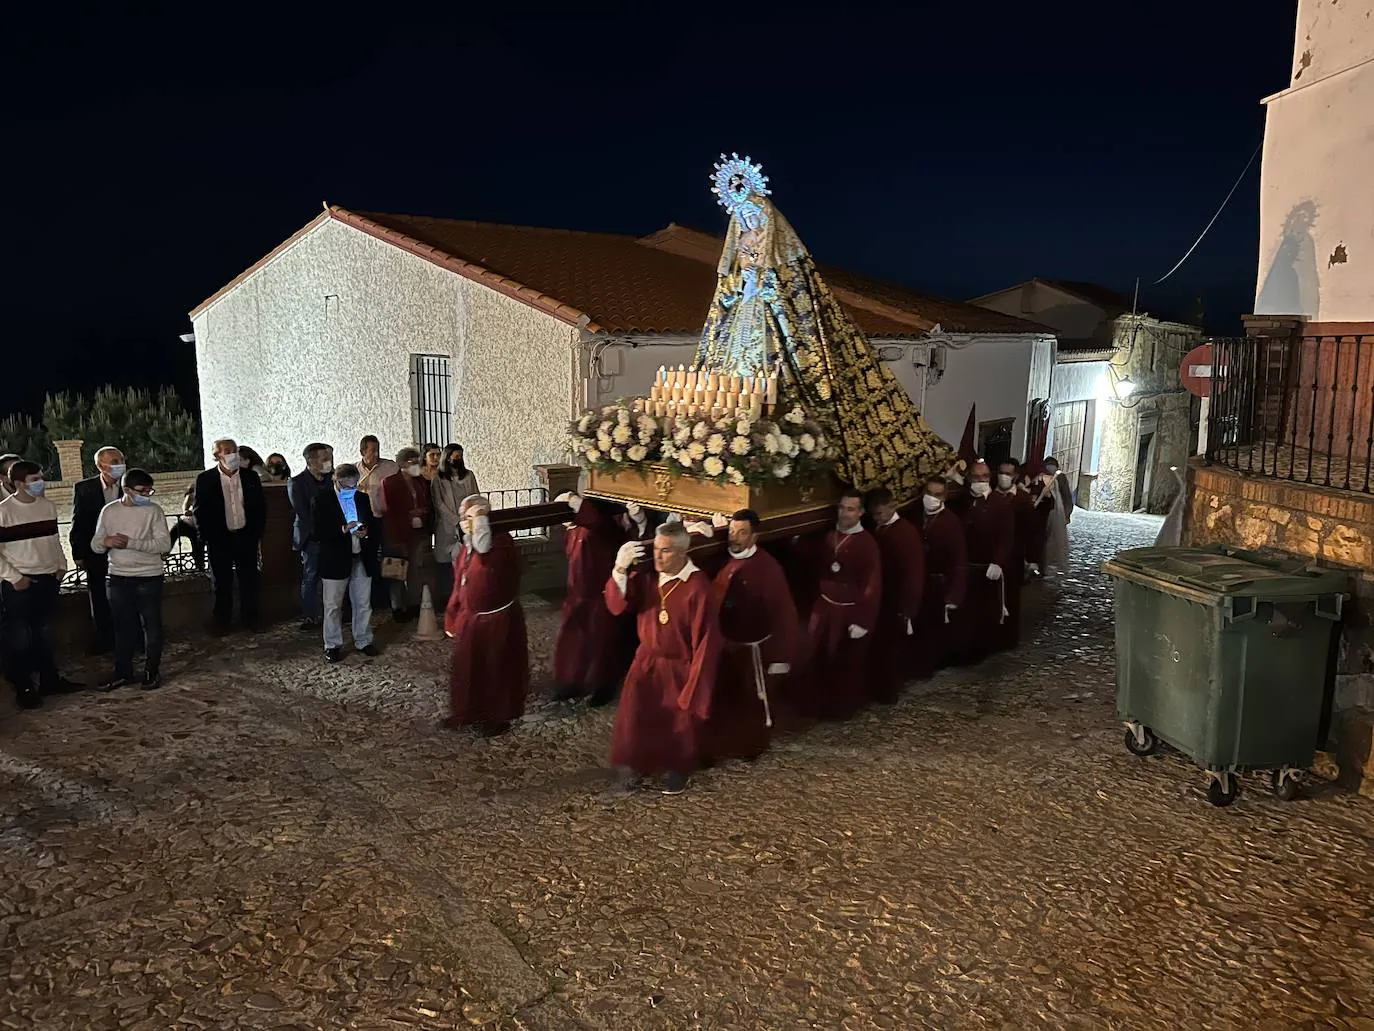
[300,543,322,620]
[108,575,164,679]
[323,559,373,650]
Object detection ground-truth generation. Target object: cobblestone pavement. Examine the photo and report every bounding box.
[3,511,1373,1030]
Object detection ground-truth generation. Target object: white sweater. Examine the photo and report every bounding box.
[91,500,171,577]
[0,494,66,583]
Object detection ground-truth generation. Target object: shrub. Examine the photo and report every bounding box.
[42,386,202,476]
[0,414,59,474]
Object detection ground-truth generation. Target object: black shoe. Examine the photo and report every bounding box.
[324,647,345,663]
[42,677,85,696]
[477,720,511,738]
[587,685,617,708]
[658,771,689,795]
[16,688,43,710]
[96,675,135,693]
[141,672,162,691]
[299,618,320,633]
[357,643,381,657]
[550,684,583,703]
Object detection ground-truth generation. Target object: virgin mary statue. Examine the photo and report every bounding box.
[696,155,954,499]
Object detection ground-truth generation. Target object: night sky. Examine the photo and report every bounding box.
[5,2,1295,420]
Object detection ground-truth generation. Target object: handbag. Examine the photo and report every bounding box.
[381,555,409,581]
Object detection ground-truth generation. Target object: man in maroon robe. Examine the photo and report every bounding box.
[798,490,882,721]
[551,493,628,706]
[698,509,798,763]
[445,495,529,737]
[951,461,1015,665]
[866,488,924,704]
[604,522,721,794]
[994,459,1032,652]
[913,478,968,680]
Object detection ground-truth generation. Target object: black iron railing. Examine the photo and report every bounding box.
[487,487,550,539]
[58,513,208,594]
[1206,334,1374,494]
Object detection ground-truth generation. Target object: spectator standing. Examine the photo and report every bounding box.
[69,444,125,655]
[169,485,204,570]
[193,438,267,633]
[287,443,334,632]
[357,435,399,612]
[263,454,292,484]
[0,454,19,500]
[380,447,434,622]
[313,463,382,662]
[237,446,267,477]
[92,469,171,692]
[431,443,480,604]
[420,444,442,482]
[0,461,77,708]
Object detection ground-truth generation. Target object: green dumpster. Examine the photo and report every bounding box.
[1101,545,1347,807]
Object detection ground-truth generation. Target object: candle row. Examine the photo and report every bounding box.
[651,365,779,409]
[633,395,768,421]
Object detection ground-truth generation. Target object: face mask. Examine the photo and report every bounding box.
[997,474,1013,490]
[406,465,421,478]
[109,463,127,480]
[337,487,358,501]
[268,463,286,475]
[25,480,46,498]
[221,453,241,471]
[131,494,154,507]
[922,494,942,514]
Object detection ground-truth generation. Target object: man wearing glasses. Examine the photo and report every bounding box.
[92,469,171,692]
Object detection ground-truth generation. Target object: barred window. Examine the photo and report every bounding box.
[409,354,452,446]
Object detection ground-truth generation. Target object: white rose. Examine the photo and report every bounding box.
[799,433,816,452]
[730,435,751,456]
[763,434,780,454]
[612,425,633,445]
[692,421,709,441]
[628,444,648,462]
[597,435,612,452]
[726,467,745,485]
[584,447,599,462]
[703,456,725,477]
[674,426,692,445]
[706,433,726,455]
[678,452,696,468]
[735,419,752,436]
[577,414,593,433]
[774,461,793,478]
[609,447,624,462]
[687,441,707,460]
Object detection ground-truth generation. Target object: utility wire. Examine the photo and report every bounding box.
[1153,140,1263,286]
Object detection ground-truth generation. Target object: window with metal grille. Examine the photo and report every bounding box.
[409,354,452,447]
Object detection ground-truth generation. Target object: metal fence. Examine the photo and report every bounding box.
[1206,334,1374,494]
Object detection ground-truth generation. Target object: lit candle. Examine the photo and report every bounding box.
[766,374,778,405]
[657,365,666,385]
[686,368,697,391]
[676,364,686,387]
[728,374,741,393]
[708,371,720,391]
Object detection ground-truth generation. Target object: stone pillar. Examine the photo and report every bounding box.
[534,463,581,501]
[53,439,85,483]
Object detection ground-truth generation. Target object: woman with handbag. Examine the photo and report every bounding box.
[431,443,479,605]
[380,447,435,622]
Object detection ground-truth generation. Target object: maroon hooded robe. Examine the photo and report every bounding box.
[913,508,968,680]
[871,514,926,703]
[552,500,629,697]
[953,491,1016,664]
[605,563,721,776]
[798,527,882,721]
[703,547,799,763]
[445,530,529,726]
[995,485,1033,652]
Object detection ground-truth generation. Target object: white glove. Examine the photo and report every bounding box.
[766,662,790,675]
[986,563,1003,581]
[410,516,422,529]
[626,502,645,523]
[1026,562,1041,576]
[847,625,868,640]
[944,603,957,624]
[555,491,583,514]
[663,511,683,525]
[614,540,644,573]
[684,520,714,537]
[904,617,914,636]
[711,512,729,529]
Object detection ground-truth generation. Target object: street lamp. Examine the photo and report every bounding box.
[1114,374,1135,399]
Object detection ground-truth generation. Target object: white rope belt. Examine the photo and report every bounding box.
[820,594,855,607]
[726,634,774,728]
[968,565,1009,624]
[475,598,516,616]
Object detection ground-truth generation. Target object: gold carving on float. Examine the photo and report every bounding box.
[652,472,675,502]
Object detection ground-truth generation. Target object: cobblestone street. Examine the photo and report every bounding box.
[3,511,1373,1030]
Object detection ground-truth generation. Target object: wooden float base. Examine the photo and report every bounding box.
[584,464,840,521]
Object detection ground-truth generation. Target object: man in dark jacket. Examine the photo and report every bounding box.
[68,445,126,653]
[287,442,335,632]
[311,463,382,662]
[192,437,267,632]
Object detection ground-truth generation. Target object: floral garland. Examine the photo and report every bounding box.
[570,401,836,487]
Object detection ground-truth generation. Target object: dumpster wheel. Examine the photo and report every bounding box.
[1270,767,1304,802]
[1205,771,1239,808]
[1123,722,1159,757]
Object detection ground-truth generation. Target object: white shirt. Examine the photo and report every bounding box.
[100,476,121,505]
[358,458,399,514]
[836,521,864,535]
[0,494,67,583]
[878,512,900,528]
[612,557,699,597]
[91,500,171,577]
[728,545,758,561]
[220,468,246,531]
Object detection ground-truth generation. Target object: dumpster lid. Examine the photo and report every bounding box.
[1104,545,1349,599]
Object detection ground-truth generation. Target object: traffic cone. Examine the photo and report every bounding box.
[414,585,443,642]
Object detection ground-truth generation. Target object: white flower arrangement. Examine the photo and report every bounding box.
[706,433,726,455]
[703,456,725,477]
[612,424,633,445]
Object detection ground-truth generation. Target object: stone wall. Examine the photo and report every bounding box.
[1183,459,1374,796]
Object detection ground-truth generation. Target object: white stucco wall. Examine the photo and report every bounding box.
[1255,0,1374,322]
[193,218,576,492]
